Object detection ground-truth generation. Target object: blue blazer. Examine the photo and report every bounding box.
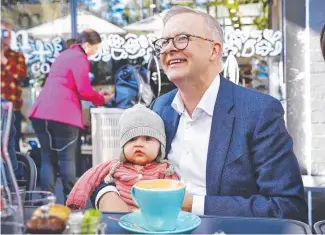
[151,76,307,222]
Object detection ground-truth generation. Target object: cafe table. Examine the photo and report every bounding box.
[101,212,311,234]
[314,220,325,234]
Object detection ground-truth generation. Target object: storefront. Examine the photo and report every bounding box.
[1,0,284,145]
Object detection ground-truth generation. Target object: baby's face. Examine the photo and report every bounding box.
[124,136,160,165]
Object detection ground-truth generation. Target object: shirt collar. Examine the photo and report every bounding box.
[171,74,220,117]
[171,92,185,115]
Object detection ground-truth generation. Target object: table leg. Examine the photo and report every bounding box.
[308,190,312,227]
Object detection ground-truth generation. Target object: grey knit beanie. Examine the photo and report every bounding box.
[119,104,166,162]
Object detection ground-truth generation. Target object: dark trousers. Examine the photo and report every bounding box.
[14,111,22,152]
[76,132,82,177]
[31,118,79,201]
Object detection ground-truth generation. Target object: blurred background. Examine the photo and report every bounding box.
[1,0,325,224]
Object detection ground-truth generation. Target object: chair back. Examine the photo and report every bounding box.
[0,101,24,222]
[211,216,312,234]
[195,216,312,234]
[1,101,13,163]
[314,220,325,234]
[15,152,37,195]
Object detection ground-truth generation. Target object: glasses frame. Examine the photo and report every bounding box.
[153,34,215,54]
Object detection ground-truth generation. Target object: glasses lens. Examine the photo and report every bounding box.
[174,34,189,50]
[154,38,168,54]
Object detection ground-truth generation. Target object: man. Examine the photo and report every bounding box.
[91,6,307,222]
[1,20,27,152]
[65,38,79,49]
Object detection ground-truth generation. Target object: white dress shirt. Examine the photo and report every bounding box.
[168,75,220,215]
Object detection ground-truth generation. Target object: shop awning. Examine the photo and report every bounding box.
[123,11,167,34]
[27,10,126,37]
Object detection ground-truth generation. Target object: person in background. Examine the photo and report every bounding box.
[28,29,113,201]
[65,38,79,49]
[1,20,27,152]
[18,13,32,29]
[239,64,254,88]
[66,104,178,211]
[254,60,268,92]
[65,37,86,177]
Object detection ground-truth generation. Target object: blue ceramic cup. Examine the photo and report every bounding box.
[131,179,185,231]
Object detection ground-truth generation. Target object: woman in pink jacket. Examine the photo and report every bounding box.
[28,29,112,200]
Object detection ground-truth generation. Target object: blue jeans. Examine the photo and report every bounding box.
[14,111,22,152]
[31,118,79,200]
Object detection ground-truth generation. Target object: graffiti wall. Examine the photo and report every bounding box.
[11,31,65,81]
[88,33,157,62]
[11,27,282,79]
[223,27,282,58]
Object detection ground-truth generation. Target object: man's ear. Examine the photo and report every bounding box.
[210,42,222,61]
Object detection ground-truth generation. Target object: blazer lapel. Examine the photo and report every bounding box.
[206,77,235,196]
[162,106,180,154]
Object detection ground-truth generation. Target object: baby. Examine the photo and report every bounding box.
[66,104,178,211]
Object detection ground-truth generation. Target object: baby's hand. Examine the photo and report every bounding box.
[128,206,139,212]
[67,204,81,210]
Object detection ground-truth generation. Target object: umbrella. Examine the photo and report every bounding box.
[123,11,167,34]
[27,10,126,37]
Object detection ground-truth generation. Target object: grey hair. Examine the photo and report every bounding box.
[163,6,224,44]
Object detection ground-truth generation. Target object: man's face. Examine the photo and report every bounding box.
[160,13,215,84]
[85,42,101,57]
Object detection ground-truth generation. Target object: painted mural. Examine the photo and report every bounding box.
[11,27,282,79]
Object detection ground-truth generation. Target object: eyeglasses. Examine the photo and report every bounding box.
[153,34,214,54]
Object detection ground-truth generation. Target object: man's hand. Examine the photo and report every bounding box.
[182,192,193,212]
[128,205,139,212]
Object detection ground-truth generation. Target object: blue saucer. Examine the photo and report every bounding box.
[118,211,201,234]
